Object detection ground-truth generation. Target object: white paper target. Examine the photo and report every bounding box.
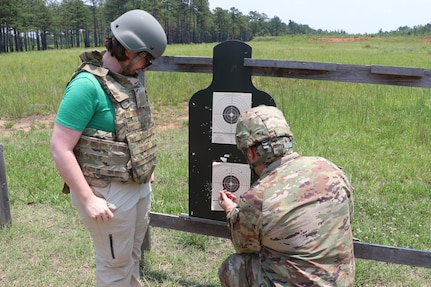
[211,162,251,211]
[212,92,252,145]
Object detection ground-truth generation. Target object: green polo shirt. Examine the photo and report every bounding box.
[55,72,115,133]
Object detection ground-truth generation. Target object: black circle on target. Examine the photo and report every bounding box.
[222,175,240,192]
[222,105,241,124]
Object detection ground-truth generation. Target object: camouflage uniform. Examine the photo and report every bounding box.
[219,105,355,287]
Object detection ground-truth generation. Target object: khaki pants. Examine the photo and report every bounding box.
[71,181,151,287]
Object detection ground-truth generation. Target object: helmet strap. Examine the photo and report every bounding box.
[120,51,148,76]
[254,142,272,167]
[242,146,268,169]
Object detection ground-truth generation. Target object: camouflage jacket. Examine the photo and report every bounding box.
[226,152,355,286]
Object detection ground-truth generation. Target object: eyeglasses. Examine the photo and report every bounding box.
[143,55,153,69]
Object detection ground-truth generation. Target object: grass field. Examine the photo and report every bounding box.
[1,36,431,286]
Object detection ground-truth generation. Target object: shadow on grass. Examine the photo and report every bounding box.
[142,270,219,287]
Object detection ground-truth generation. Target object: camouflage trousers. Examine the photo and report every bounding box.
[218,253,273,287]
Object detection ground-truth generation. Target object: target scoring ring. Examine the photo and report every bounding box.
[222,175,240,192]
[222,105,241,124]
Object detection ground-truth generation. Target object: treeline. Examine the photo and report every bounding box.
[1,0,430,53]
[0,0,325,53]
[378,24,431,36]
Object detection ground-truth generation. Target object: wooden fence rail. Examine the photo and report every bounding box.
[151,56,431,88]
[148,212,431,269]
[144,53,431,269]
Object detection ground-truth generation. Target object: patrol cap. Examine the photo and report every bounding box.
[235,105,293,151]
[110,9,167,59]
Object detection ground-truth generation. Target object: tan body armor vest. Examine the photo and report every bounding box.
[70,51,156,188]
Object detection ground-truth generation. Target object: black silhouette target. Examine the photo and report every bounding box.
[189,40,277,220]
[222,105,241,124]
[222,174,240,192]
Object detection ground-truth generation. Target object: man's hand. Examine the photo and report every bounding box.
[218,190,238,213]
[85,195,115,221]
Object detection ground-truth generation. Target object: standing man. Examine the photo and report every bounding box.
[50,10,167,287]
[218,105,355,286]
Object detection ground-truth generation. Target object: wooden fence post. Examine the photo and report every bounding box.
[0,143,12,228]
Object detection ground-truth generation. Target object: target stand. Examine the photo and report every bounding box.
[188,40,276,221]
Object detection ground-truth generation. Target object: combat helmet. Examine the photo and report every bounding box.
[236,105,294,165]
[110,9,167,59]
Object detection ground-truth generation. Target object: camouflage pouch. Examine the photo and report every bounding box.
[126,124,157,184]
[74,135,132,186]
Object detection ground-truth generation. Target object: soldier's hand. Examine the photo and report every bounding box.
[218,190,237,213]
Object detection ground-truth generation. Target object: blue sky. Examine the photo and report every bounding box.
[208,0,431,34]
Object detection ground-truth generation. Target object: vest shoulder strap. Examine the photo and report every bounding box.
[78,64,129,104]
[81,64,109,78]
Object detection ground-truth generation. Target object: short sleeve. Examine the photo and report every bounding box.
[55,72,109,132]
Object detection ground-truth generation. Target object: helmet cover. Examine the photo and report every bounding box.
[235,105,293,152]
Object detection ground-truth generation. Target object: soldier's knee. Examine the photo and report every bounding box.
[219,254,246,285]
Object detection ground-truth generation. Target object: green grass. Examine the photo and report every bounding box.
[1,35,431,286]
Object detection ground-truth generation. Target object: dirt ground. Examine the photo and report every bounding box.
[0,114,55,137]
[0,109,188,137]
[313,37,431,43]
[312,37,376,42]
